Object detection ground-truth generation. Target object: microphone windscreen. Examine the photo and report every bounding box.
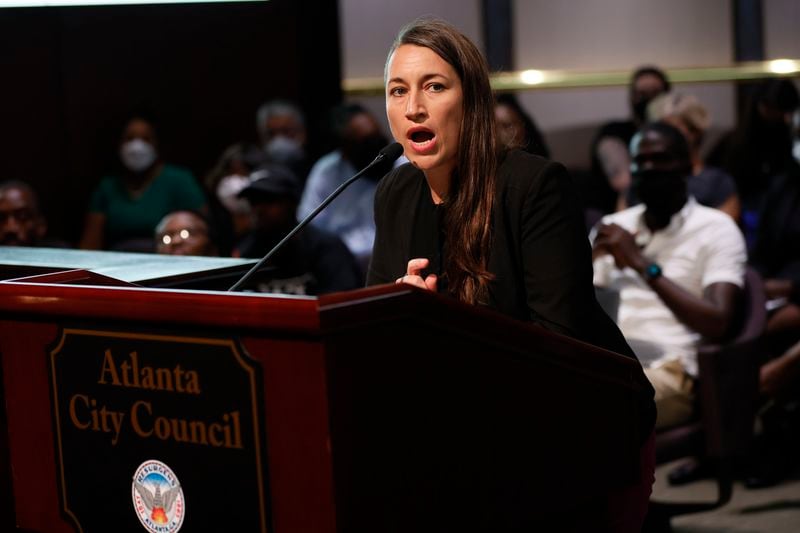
[379,142,404,163]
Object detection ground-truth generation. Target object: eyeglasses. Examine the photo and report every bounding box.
[158,227,206,246]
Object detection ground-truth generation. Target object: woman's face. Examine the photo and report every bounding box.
[386,44,463,180]
[121,118,157,146]
[495,103,525,149]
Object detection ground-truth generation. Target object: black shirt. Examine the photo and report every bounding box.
[409,189,447,292]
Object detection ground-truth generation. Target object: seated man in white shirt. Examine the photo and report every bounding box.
[591,121,747,429]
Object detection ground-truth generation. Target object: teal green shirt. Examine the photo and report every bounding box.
[89,164,206,248]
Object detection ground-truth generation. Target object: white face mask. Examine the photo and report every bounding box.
[120,139,157,173]
[216,174,252,214]
[264,135,303,165]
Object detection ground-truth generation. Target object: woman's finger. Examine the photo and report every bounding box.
[423,274,438,292]
[397,274,429,289]
[406,258,430,276]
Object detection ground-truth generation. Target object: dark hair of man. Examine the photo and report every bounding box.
[631,66,671,93]
[636,121,692,172]
[0,180,41,212]
[387,18,497,305]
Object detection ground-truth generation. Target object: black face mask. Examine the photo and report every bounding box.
[632,98,652,124]
[632,168,688,220]
[346,134,389,172]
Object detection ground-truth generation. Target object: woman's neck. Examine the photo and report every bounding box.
[423,165,454,205]
[124,162,162,195]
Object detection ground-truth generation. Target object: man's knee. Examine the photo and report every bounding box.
[644,360,695,429]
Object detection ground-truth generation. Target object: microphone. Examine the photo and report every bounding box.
[228,142,404,292]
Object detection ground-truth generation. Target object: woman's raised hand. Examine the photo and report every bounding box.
[396,258,438,292]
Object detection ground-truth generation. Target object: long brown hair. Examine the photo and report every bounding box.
[387,18,497,305]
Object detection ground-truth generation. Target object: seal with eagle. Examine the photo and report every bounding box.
[134,480,182,525]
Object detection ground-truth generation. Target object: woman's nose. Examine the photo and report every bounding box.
[405,90,426,120]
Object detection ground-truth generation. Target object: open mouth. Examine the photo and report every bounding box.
[408,127,436,151]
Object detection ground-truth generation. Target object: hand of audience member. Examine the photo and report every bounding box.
[764,278,794,300]
[593,223,647,273]
[396,258,437,292]
[760,345,800,397]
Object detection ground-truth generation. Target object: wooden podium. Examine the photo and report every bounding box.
[0,267,645,532]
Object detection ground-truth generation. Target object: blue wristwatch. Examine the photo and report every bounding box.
[644,263,662,281]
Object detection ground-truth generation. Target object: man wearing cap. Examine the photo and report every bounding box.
[235,164,362,296]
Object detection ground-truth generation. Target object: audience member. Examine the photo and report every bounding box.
[587,66,671,217]
[647,92,740,219]
[80,115,207,252]
[749,152,800,464]
[155,210,217,256]
[297,103,393,272]
[707,79,799,250]
[235,164,361,295]
[494,93,550,158]
[591,121,746,429]
[750,157,800,339]
[204,142,265,252]
[748,317,800,487]
[0,181,47,247]
[256,100,311,184]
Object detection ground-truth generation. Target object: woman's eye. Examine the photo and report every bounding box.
[428,83,444,92]
[389,86,406,96]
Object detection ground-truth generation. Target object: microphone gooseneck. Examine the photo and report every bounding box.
[228,142,403,292]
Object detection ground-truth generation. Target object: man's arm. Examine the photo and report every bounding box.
[593,223,741,340]
[646,277,739,340]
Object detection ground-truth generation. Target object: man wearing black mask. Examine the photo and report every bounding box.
[298,104,399,277]
[591,121,746,430]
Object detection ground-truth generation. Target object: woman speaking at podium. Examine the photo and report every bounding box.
[367,18,656,531]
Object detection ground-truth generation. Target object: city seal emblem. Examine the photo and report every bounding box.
[132,459,185,532]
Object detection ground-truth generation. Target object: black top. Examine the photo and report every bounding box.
[689,166,737,208]
[750,162,800,303]
[408,190,448,293]
[368,149,656,441]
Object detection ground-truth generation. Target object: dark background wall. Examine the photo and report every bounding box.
[0,0,341,244]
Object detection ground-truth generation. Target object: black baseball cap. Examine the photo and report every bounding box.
[238,164,301,202]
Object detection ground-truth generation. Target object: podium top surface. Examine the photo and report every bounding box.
[0,246,255,287]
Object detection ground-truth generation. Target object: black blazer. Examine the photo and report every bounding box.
[367,149,655,436]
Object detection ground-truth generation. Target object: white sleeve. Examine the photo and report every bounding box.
[588,222,612,288]
[701,217,747,288]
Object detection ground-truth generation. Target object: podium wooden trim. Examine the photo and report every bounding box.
[0,278,644,531]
